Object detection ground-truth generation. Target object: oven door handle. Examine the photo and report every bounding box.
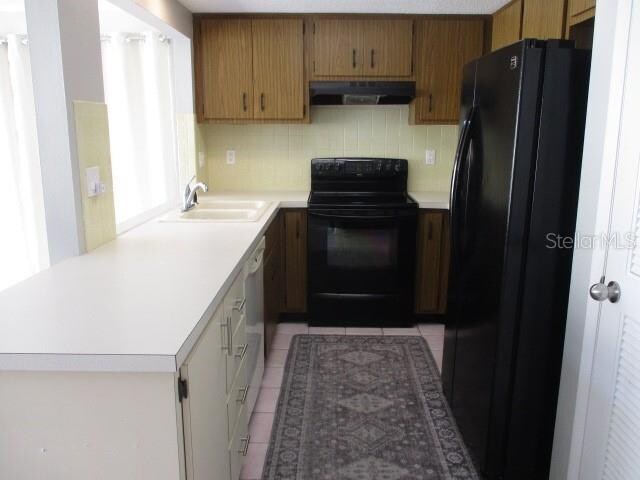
[308,211,409,221]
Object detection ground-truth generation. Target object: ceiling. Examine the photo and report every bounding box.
[0,1,158,35]
[99,1,160,33]
[178,0,510,14]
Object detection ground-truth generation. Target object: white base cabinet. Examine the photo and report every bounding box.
[0,270,251,480]
[180,306,231,480]
[175,268,252,480]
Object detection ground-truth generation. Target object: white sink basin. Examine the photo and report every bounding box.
[197,200,269,210]
[161,201,271,223]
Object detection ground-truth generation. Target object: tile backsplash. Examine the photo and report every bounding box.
[203,106,459,192]
[73,101,116,251]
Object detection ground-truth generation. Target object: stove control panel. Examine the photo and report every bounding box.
[311,158,408,178]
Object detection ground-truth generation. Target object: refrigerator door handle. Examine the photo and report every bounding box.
[450,107,475,263]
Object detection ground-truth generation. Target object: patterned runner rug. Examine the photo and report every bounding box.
[262,335,479,480]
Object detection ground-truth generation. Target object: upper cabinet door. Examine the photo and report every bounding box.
[522,0,567,39]
[200,19,253,120]
[492,0,523,51]
[413,19,484,124]
[568,0,596,17]
[252,18,305,120]
[313,19,364,76]
[361,19,414,77]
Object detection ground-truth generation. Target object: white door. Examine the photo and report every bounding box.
[181,306,231,480]
[578,1,640,477]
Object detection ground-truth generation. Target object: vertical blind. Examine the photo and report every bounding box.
[101,32,178,230]
[0,34,48,292]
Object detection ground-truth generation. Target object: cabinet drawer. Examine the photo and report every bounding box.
[227,355,249,441]
[224,272,246,337]
[229,406,249,480]
[226,314,247,393]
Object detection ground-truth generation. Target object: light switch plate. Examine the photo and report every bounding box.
[425,150,436,166]
[85,166,105,197]
[198,151,205,168]
[226,150,236,165]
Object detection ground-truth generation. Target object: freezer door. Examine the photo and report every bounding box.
[444,40,544,476]
[503,42,590,479]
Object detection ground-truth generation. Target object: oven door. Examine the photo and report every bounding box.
[307,208,417,324]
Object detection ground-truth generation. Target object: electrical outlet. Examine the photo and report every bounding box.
[425,149,436,166]
[226,150,236,165]
[85,166,105,197]
[198,151,205,168]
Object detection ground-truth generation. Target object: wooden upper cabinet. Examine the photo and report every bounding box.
[522,0,567,39]
[567,0,596,28]
[200,19,253,120]
[313,19,363,76]
[569,0,595,16]
[361,19,414,77]
[312,18,413,78]
[492,0,523,51]
[412,19,484,124]
[252,18,305,120]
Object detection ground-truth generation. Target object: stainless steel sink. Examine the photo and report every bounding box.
[161,200,271,223]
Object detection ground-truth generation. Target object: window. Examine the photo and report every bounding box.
[100,4,179,232]
[0,16,49,291]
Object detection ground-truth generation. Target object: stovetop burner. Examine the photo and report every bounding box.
[309,158,415,209]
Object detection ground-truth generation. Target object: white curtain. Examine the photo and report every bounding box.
[101,32,178,229]
[0,35,48,292]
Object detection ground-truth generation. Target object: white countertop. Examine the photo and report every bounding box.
[0,191,307,373]
[409,191,450,210]
[0,189,446,373]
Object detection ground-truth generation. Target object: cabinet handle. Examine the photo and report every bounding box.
[239,435,251,456]
[235,343,248,360]
[233,297,246,312]
[296,220,300,239]
[370,49,375,68]
[352,49,356,68]
[220,315,233,355]
[242,92,247,112]
[428,94,433,113]
[427,220,433,240]
[260,93,265,112]
[237,385,249,404]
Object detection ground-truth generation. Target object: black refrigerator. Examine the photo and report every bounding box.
[443,40,590,479]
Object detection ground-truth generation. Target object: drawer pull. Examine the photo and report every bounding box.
[237,385,249,404]
[235,343,248,360]
[239,435,251,456]
[220,315,233,356]
[233,297,246,312]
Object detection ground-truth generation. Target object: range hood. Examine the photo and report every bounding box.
[310,81,416,106]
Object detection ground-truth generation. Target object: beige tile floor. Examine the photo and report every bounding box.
[240,323,445,480]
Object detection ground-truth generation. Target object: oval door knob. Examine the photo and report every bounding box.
[589,276,621,303]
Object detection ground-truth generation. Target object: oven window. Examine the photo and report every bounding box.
[327,227,398,268]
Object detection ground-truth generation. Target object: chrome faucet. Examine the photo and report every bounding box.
[182,176,209,212]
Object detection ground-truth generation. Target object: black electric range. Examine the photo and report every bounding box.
[307,158,418,327]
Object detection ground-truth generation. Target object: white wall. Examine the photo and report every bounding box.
[23,0,194,263]
[550,1,630,478]
[25,0,105,262]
